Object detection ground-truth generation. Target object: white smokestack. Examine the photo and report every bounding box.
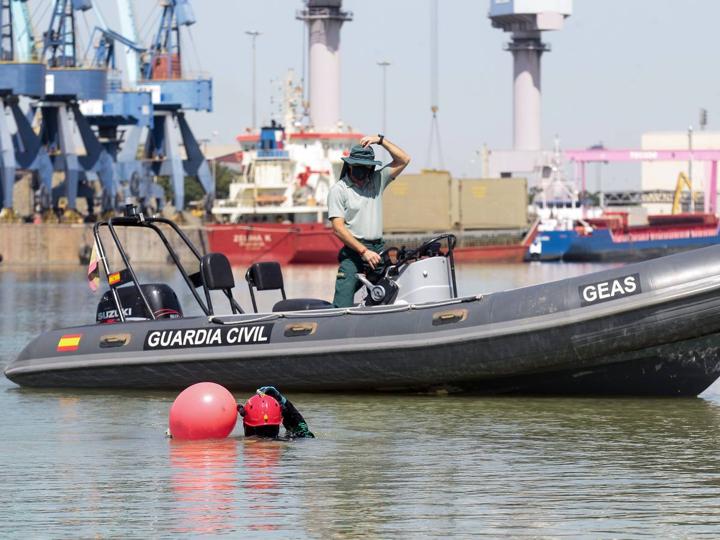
[489,0,572,151]
[297,0,352,132]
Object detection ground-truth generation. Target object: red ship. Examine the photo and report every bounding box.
[206,221,539,266]
[451,225,538,263]
[206,223,342,266]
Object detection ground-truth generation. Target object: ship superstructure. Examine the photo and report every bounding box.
[212,71,361,223]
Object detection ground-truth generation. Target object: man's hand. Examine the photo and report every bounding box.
[360,135,381,148]
[362,249,382,269]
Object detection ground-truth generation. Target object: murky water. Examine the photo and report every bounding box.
[2,262,720,537]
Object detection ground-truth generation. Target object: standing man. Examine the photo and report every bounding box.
[327,135,411,307]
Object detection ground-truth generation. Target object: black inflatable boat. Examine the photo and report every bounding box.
[5,205,720,396]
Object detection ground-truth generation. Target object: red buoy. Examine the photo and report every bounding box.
[169,382,238,440]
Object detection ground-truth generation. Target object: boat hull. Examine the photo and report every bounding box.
[563,228,720,262]
[8,244,720,395]
[452,244,529,263]
[206,223,342,265]
[9,326,720,396]
[525,230,578,261]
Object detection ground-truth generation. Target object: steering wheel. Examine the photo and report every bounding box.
[378,246,399,267]
[360,246,398,277]
[415,234,457,258]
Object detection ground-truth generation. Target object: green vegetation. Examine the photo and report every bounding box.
[156,163,237,207]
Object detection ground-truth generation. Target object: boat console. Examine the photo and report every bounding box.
[357,234,459,306]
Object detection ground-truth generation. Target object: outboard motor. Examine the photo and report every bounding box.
[96,284,183,323]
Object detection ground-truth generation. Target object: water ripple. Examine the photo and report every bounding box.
[3,266,720,537]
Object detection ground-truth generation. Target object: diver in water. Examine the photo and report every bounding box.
[238,386,314,439]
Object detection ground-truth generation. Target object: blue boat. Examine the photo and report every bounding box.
[563,214,720,262]
[526,229,579,261]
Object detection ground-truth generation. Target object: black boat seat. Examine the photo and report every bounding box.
[201,252,235,290]
[272,298,333,312]
[199,252,243,315]
[246,261,333,313]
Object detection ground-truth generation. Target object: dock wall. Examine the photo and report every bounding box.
[0,224,207,266]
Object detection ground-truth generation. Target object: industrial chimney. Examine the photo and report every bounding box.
[489,0,572,151]
[297,0,352,132]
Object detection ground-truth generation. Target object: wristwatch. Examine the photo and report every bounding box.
[378,133,384,146]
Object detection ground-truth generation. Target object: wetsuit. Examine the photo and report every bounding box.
[280,398,315,439]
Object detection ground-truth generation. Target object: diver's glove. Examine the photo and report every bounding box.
[237,404,246,416]
[293,421,315,439]
[257,386,287,406]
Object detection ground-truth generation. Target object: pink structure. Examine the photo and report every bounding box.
[297,1,352,132]
[565,149,720,214]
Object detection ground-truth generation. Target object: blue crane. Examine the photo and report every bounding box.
[137,0,214,216]
[40,0,117,221]
[0,0,53,221]
[83,24,163,212]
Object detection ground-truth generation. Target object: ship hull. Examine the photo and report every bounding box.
[206,223,342,265]
[525,230,579,261]
[563,228,720,262]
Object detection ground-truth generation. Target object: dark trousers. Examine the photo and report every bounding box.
[332,239,385,308]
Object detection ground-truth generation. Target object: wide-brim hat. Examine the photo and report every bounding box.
[341,144,382,167]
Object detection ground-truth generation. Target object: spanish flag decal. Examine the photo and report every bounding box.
[57,334,82,352]
[108,272,121,286]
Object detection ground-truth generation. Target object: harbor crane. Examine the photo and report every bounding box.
[136,0,214,216]
[82,23,161,212]
[41,0,115,220]
[0,0,52,222]
[1,0,215,219]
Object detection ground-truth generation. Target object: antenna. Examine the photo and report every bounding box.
[426,0,444,170]
[430,0,438,114]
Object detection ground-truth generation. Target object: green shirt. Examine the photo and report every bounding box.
[327,165,394,240]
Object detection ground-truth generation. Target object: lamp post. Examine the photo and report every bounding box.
[210,130,219,191]
[245,31,262,131]
[688,125,694,212]
[377,60,390,135]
